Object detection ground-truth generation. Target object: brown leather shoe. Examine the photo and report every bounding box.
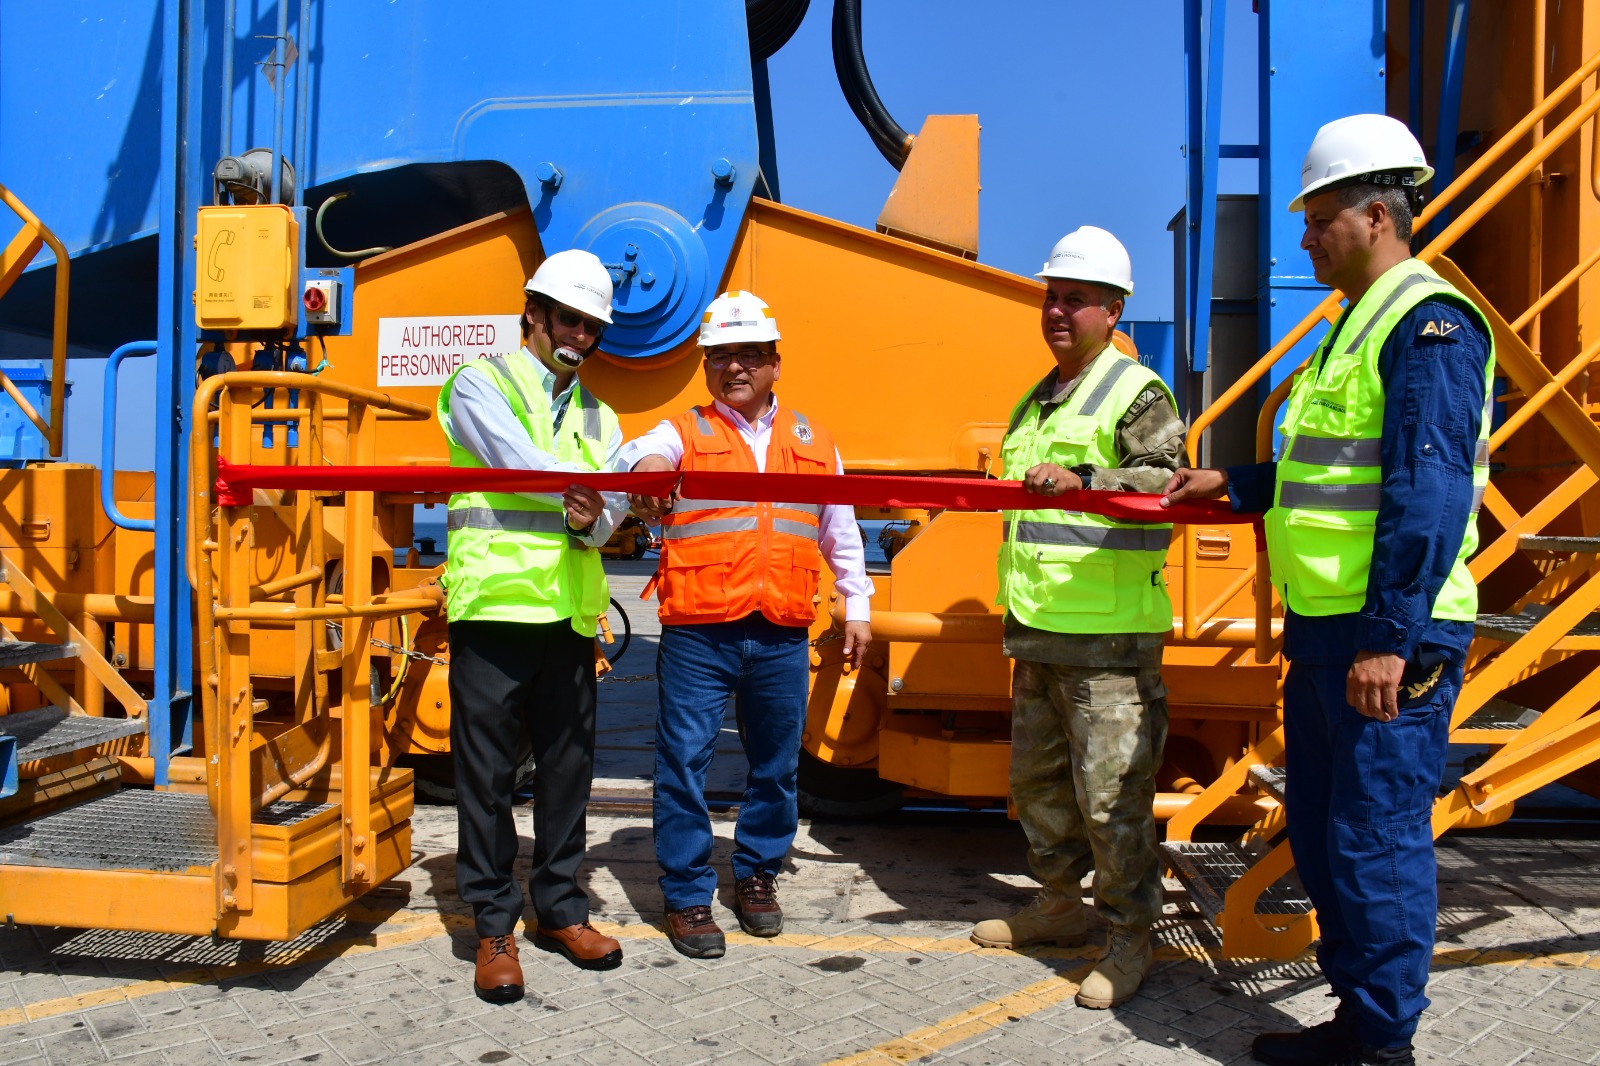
[474,934,524,1004]
[664,905,726,958]
[733,873,783,937]
[533,921,623,971]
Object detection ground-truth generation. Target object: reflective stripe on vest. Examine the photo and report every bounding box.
[1275,482,1383,511]
[1285,435,1384,466]
[663,516,760,539]
[447,507,566,534]
[664,513,820,542]
[1282,434,1491,513]
[1006,520,1171,552]
[675,498,823,516]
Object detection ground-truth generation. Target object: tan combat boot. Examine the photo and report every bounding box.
[1074,925,1151,1008]
[970,890,1088,948]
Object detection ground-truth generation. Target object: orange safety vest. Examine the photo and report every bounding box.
[656,403,835,627]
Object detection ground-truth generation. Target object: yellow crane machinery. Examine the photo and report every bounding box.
[0,1,1596,953]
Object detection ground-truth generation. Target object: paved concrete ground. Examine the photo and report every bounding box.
[2,562,1599,1064]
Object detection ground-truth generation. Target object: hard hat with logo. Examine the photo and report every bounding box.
[1036,226,1134,297]
[698,290,781,347]
[524,249,615,325]
[1289,113,1433,212]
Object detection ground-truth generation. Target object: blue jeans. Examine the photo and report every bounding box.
[653,615,810,909]
[1284,659,1459,1048]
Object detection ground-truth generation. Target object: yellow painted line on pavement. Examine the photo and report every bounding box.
[1,907,1594,1033]
[823,964,1097,1066]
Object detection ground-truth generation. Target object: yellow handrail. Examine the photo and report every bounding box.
[189,371,432,919]
[0,182,69,457]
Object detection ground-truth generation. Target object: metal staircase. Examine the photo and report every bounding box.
[1164,43,1600,959]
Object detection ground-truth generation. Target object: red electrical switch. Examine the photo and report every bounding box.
[302,278,340,326]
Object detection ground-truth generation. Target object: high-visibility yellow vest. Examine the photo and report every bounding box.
[1266,259,1495,620]
[436,351,616,633]
[997,346,1176,635]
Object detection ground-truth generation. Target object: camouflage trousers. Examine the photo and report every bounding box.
[1010,658,1169,931]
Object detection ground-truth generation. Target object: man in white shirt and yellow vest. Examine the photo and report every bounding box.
[1164,116,1493,1066]
[623,291,874,959]
[973,228,1187,1010]
[437,249,628,1004]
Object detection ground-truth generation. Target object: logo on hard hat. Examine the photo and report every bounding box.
[791,424,813,444]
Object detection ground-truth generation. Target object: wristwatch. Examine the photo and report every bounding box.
[1070,464,1097,488]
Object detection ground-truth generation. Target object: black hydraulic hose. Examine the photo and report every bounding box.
[746,0,812,61]
[831,0,913,169]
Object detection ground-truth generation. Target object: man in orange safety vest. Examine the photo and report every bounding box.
[622,290,874,959]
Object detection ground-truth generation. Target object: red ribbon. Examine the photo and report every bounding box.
[214,459,1262,546]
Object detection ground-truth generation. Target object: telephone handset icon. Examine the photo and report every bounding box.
[207,230,235,283]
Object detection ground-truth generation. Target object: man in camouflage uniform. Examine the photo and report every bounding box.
[972,227,1184,1010]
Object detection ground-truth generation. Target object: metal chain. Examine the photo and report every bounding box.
[354,622,654,680]
[370,636,450,666]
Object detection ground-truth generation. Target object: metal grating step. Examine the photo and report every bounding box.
[1248,765,1286,804]
[1474,611,1600,643]
[0,790,333,872]
[1519,535,1600,554]
[1457,698,1541,732]
[0,640,78,669]
[0,707,145,761]
[1161,840,1313,924]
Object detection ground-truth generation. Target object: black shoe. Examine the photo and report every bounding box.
[665,905,726,958]
[733,872,783,937]
[1252,1007,1359,1066]
[1344,1047,1414,1066]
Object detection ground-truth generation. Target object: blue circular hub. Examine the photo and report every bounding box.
[577,204,710,358]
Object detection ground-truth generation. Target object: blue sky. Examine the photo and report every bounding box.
[64,0,1264,468]
[765,0,1262,316]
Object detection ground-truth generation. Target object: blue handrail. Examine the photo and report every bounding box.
[101,341,158,532]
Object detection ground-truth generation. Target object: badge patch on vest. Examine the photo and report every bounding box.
[791,423,814,443]
[1310,398,1346,413]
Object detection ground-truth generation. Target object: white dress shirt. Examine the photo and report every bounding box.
[616,395,874,623]
[440,346,627,546]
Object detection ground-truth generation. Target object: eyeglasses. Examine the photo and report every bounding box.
[705,348,777,370]
[553,307,604,335]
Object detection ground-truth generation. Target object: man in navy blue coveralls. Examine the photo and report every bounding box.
[1163,114,1491,1066]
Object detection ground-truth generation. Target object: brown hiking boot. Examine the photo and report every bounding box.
[1075,925,1151,1008]
[970,889,1089,948]
[474,934,524,1004]
[534,921,623,971]
[733,873,783,937]
[665,905,726,958]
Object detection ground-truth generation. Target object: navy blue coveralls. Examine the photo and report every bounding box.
[1228,295,1491,1049]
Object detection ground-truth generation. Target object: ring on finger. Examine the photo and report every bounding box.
[1042,477,1056,492]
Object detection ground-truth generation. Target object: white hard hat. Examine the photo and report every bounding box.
[1289,113,1433,212]
[1036,226,1134,296]
[524,249,615,325]
[698,290,781,347]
